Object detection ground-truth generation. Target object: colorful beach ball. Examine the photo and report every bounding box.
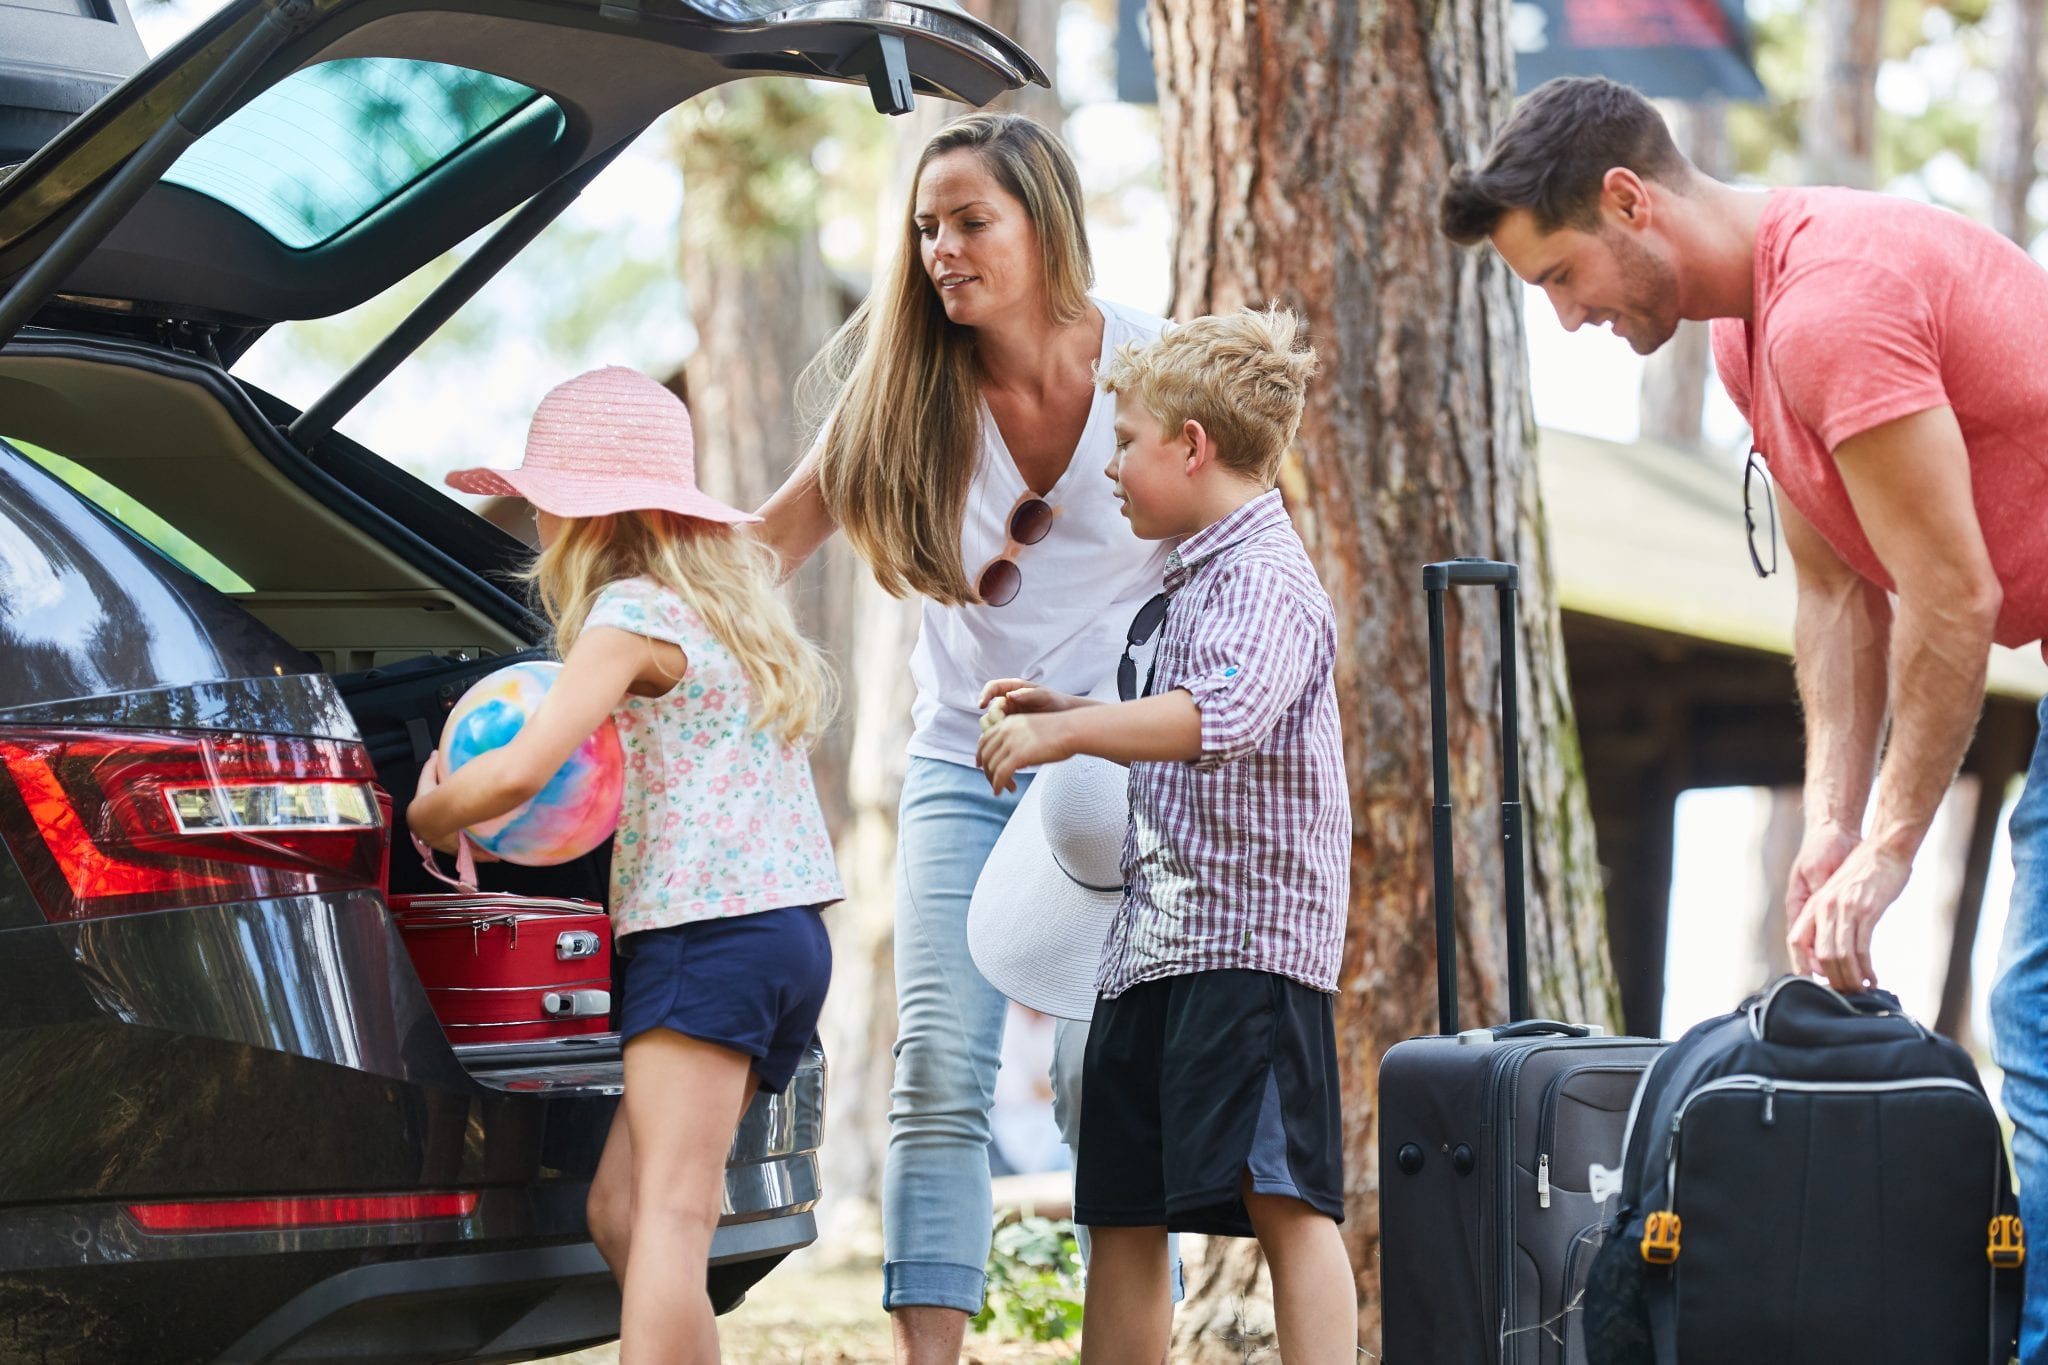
[439,661,624,866]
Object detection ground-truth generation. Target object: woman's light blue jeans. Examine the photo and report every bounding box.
[882,756,1181,1313]
[1991,696,2048,1361]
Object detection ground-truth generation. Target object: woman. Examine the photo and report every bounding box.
[755,113,1171,1361]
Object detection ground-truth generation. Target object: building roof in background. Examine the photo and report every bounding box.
[1537,427,2048,702]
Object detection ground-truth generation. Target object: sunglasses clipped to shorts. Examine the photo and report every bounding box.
[977,491,1056,607]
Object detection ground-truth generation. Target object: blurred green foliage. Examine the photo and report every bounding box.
[671,80,892,269]
[1728,0,2003,215]
[971,1212,1086,1347]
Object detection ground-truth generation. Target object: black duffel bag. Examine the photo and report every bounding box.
[1584,976,2022,1365]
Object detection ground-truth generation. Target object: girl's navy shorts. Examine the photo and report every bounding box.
[617,905,831,1093]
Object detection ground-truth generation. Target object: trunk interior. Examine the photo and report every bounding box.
[0,346,622,1076]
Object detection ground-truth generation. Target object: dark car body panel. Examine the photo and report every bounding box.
[1,335,546,639]
[0,438,313,709]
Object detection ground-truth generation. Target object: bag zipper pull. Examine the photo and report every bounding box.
[1760,1081,1776,1126]
[1538,1154,1551,1209]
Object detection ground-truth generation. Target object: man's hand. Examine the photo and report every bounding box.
[977,711,1075,795]
[1787,836,1913,991]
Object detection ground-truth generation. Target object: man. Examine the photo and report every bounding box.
[1440,74,2048,1353]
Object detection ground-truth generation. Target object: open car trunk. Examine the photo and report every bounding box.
[0,0,1041,1085]
[0,344,606,1084]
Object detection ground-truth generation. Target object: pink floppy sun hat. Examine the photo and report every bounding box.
[445,365,759,525]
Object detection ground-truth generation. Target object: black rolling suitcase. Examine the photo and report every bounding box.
[1379,558,1667,1365]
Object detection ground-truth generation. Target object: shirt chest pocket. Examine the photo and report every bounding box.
[1148,625,1203,696]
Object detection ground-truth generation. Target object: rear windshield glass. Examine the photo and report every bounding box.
[2,437,252,594]
[161,58,566,250]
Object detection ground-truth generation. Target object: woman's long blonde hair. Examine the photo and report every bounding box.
[529,511,836,746]
[800,112,1094,605]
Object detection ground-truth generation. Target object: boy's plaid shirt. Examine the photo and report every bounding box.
[1097,489,1351,998]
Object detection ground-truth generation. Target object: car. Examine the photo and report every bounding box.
[0,2,1041,1360]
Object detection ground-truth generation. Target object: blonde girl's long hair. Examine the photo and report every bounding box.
[799,112,1094,605]
[528,511,836,746]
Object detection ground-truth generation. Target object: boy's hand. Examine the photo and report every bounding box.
[977,712,1075,794]
[978,678,1085,726]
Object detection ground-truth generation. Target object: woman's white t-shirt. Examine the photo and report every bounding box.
[907,296,1173,766]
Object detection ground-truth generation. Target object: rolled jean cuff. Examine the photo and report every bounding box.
[882,1259,986,1314]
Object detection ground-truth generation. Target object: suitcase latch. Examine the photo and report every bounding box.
[1990,1214,2026,1269]
[543,989,611,1019]
[557,930,602,961]
[1640,1210,1681,1265]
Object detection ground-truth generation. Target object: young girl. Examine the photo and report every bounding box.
[409,365,842,1364]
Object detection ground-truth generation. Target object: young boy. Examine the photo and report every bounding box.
[976,306,1356,1363]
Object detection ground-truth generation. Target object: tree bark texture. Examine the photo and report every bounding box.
[976,0,1064,128]
[1802,0,1883,188]
[1150,0,1616,1352]
[1638,100,1725,453]
[675,85,861,842]
[1987,0,2047,246]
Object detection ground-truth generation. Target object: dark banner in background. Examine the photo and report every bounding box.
[1117,0,1157,104]
[1112,0,1765,106]
[1511,0,1767,101]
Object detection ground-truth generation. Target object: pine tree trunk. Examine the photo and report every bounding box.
[1987,0,2046,245]
[1803,0,1884,188]
[1149,0,1616,1353]
[683,224,860,839]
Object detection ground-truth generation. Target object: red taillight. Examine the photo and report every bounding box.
[0,727,384,922]
[126,1192,479,1232]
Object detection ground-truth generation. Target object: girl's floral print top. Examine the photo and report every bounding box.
[584,576,843,941]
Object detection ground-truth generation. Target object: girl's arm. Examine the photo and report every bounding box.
[408,627,683,845]
[752,452,838,582]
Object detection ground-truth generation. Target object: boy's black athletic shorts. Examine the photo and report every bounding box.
[1074,968,1344,1238]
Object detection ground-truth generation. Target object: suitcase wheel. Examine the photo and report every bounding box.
[1640,1210,1681,1265]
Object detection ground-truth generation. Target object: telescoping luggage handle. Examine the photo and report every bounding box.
[1424,557,1527,1035]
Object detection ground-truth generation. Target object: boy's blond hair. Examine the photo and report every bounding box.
[527,511,837,747]
[1096,305,1320,482]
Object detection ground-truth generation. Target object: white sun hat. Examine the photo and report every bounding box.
[967,748,1131,1022]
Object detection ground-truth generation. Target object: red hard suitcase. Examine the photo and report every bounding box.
[391,894,612,1043]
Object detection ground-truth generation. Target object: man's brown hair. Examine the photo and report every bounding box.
[1440,77,1688,245]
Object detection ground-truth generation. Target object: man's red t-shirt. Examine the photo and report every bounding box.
[1711,187,2048,654]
